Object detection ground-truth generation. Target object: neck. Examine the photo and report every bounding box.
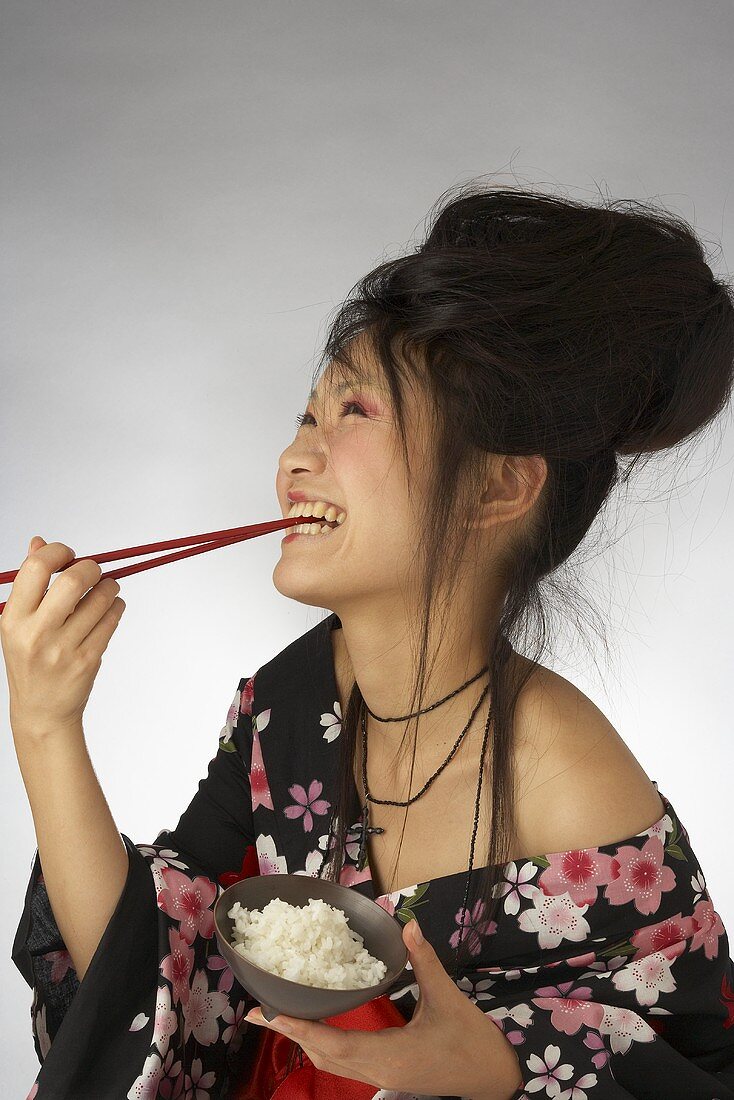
[330,592,505,735]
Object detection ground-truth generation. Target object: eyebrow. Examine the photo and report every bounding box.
[308,378,388,402]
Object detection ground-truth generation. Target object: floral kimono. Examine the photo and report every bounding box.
[12,612,734,1099]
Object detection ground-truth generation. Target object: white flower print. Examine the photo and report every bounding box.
[611,950,676,1006]
[389,958,419,1003]
[556,1074,598,1100]
[295,849,326,877]
[597,1004,657,1054]
[255,834,288,875]
[137,846,191,895]
[372,1092,424,1100]
[691,869,707,904]
[646,813,673,844]
[494,860,537,915]
[150,981,178,1060]
[524,1043,573,1095]
[126,1049,164,1100]
[485,1001,534,1029]
[517,888,591,950]
[457,974,496,1005]
[585,955,628,975]
[35,1002,51,1060]
[219,687,242,746]
[389,980,420,1003]
[321,700,342,742]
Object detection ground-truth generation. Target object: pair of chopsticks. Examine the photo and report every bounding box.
[0,516,304,615]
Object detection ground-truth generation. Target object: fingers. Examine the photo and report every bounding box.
[76,591,126,664]
[32,550,106,633]
[4,541,78,621]
[62,576,124,650]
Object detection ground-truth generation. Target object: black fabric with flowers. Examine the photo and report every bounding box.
[12,612,734,1099]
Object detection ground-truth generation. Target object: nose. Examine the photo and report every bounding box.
[276,445,326,509]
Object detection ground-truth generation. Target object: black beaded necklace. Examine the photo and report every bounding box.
[355,663,493,980]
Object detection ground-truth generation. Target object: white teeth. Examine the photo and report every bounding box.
[292,522,335,537]
[288,501,346,525]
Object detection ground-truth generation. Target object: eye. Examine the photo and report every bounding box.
[294,399,367,428]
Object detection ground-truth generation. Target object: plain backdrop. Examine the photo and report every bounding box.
[1,0,733,1089]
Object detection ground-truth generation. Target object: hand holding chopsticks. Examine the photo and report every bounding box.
[0,516,303,615]
[0,517,302,739]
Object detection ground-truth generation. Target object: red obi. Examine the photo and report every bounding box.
[230,993,408,1099]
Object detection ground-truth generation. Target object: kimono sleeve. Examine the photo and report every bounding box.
[11,674,259,1100]
[458,837,734,1100]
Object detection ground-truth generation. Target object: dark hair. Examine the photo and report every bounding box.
[312,181,734,971]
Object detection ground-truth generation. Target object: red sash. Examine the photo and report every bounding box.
[230,993,408,1099]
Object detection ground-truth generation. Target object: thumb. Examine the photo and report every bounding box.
[402,917,449,997]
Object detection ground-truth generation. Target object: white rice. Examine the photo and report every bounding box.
[227,896,388,990]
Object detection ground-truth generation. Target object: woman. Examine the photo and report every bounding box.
[6,185,734,1099]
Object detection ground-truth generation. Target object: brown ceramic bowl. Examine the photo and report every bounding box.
[214,874,409,1021]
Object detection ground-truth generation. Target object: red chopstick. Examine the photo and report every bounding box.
[0,516,304,614]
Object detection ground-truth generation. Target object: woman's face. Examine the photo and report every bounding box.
[273,350,430,619]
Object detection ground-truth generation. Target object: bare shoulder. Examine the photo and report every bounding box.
[509,655,665,857]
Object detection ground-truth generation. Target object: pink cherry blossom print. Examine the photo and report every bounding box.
[40,948,75,984]
[182,969,229,1046]
[256,834,288,875]
[556,1072,599,1099]
[603,835,677,915]
[566,950,597,969]
[221,998,248,1051]
[690,898,726,960]
[495,861,538,915]
[373,886,407,916]
[538,847,616,907]
[157,867,217,947]
[611,951,677,1006]
[339,861,374,887]
[207,952,235,995]
[182,1054,217,1098]
[160,926,195,1006]
[583,1028,611,1069]
[240,676,255,715]
[531,981,605,1034]
[250,710,274,812]
[449,899,497,955]
[630,911,696,961]
[157,1046,185,1097]
[517,889,591,950]
[283,779,331,832]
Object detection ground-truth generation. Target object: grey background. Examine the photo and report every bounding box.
[2,0,733,1088]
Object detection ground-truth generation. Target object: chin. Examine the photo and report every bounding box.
[271,562,334,609]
